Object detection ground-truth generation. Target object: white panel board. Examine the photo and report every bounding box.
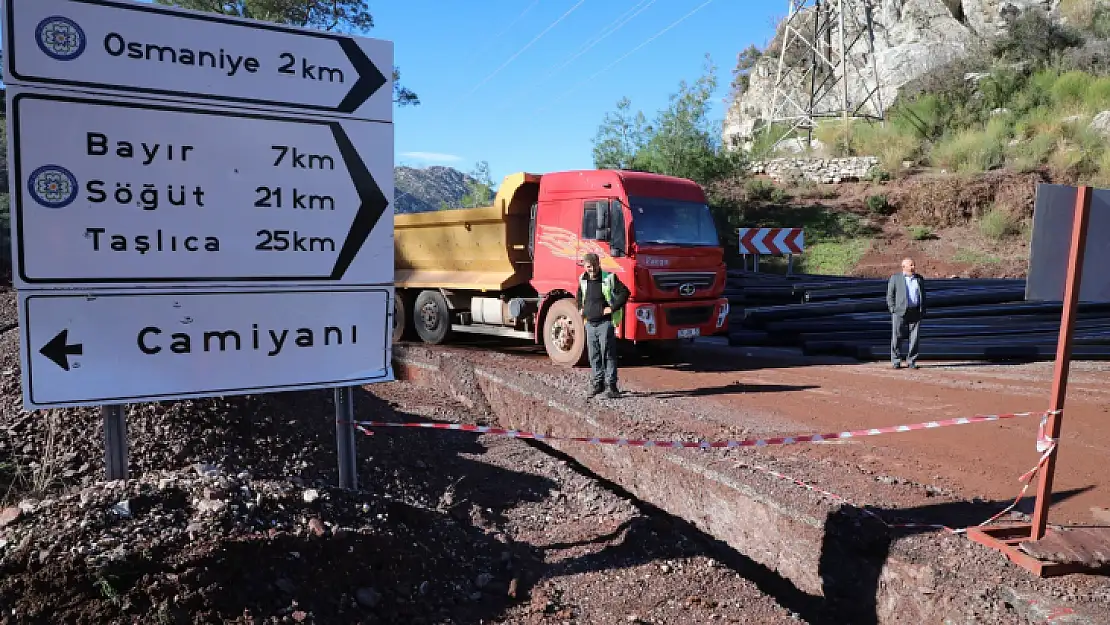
[8,86,393,288]
[1,0,393,122]
[20,288,394,408]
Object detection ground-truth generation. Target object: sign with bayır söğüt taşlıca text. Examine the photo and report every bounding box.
[8,88,394,288]
[1,0,393,122]
[20,288,392,408]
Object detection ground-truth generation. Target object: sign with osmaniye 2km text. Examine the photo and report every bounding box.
[0,0,393,122]
[20,288,394,408]
[8,88,394,288]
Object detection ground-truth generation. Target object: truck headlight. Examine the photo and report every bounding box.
[635,306,656,335]
[716,301,730,328]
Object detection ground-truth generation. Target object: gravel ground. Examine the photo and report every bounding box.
[0,289,797,624]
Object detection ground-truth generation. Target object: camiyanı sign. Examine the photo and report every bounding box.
[21,288,392,408]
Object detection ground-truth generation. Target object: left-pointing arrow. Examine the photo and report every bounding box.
[40,329,83,371]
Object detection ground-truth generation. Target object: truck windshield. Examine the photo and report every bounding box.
[628,195,719,247]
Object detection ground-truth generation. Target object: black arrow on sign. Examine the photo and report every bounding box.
[337,38,388,114]
[40,329,83,371]
[329,123,391,280]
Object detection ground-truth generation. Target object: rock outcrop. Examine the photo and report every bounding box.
[393,165,493,214]
[724,0,1060,151]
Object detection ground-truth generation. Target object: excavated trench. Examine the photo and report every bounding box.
[390,343,1110,625]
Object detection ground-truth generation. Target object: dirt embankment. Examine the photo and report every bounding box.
[731,168,1050,279]
[0,289,795,624]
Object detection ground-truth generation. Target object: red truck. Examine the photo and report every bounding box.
[392,169,730,366]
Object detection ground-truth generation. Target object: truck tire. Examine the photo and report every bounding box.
[414,290,452,345]
[542,298,588,367]
[392,291,415,343]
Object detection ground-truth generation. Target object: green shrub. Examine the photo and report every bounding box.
[991,9,1084,67]
[745,178,789,203]
[908,225,935,240]
[931,121,1010,173]
[979,207,1021,240]
[866,194,893,215]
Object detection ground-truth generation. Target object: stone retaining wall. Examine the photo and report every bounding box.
[750,156,880,184]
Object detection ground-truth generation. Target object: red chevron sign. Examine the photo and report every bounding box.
[737,228,805,255]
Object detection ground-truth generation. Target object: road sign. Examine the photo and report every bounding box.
[20,288,393,408]
[737,228,805,255]
[0,0,392,122]
[8,87,393,287]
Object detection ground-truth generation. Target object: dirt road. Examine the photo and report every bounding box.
[422,336,1110,528]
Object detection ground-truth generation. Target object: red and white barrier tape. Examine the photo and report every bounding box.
[352,408,1061,536]
[352,410,1057,450]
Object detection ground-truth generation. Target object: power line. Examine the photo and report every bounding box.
[534,0,718,115]
[462,0,542,67]
[463,0,589,98]
[490,0,656,114]
[540,0,657,81]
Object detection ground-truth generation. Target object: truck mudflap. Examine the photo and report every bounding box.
[622,299,729,341]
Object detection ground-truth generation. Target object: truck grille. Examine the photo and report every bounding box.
[652,272,716,291]
[665,306,714,326]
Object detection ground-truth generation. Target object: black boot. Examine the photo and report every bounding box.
[605,385,621,399]
[588,383,604,398]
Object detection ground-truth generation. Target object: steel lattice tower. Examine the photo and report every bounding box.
[763,0,886,152]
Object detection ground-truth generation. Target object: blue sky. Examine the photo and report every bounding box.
[4,0,782,184]
[372,0,782,183]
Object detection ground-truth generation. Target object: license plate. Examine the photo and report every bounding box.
[677,328,700,339]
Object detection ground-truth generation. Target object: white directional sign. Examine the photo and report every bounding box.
[20,288,393,408]
[0,0,393,122]
[8,87,394,288]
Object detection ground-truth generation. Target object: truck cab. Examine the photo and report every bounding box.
[392,169,729,366]
[529,170,729,364]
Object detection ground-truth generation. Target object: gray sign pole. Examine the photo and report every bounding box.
[334,387,358,490]
[103,405,128,480]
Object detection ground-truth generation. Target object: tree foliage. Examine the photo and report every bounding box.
[458,161,496,209]
[591,97,651,171]
[729,44,762,102]
[592,55,746,188]
[154,0,418,106]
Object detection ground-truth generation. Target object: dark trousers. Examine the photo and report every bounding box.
[891,308,922,365]
[585,319,618,388]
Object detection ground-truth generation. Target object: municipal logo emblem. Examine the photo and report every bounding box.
[35,16,86,61]
[28,165,79,209]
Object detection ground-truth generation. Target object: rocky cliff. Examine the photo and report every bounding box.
[724,0,1059,150]
[393,165,490,214]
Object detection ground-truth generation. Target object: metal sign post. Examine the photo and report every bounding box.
[965,184,1094,577]
[102,405,128,480]
[334,386,358,490]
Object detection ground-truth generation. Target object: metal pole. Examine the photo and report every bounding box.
[788,254,795,275]
[103,405,128,481]
[838,0,850,145]
[334,386,358,490]
[1030,185,1092,540]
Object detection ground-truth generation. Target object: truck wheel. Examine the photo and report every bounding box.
[392,291,415,343]
[414,290,452,345]
[543,298,588,367]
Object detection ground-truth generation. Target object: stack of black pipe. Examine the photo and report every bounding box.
[724,270,1110,361]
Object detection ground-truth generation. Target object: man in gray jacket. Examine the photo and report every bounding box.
[886,257,926,369]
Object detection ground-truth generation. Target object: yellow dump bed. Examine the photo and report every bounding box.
[394,172,541,291]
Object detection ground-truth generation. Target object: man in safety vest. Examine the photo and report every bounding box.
[576,253,630,398]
